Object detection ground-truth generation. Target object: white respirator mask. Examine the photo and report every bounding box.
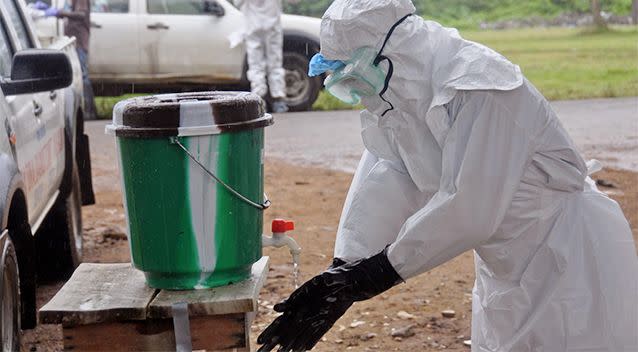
[323,14,413,116]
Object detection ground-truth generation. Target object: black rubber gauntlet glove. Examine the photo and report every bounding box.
[257,248,403,352]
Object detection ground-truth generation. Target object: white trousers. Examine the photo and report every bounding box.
[245,26,286,99]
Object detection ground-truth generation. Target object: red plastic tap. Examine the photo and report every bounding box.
[272,219,295,233]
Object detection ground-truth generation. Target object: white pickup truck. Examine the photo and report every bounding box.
[33,0,324,111]
[0,0,94,347]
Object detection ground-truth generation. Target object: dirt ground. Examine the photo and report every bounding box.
[21,159,638,352]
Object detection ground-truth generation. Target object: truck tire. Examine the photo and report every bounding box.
[75,110,95,206]
[36,166,83,281]
[283,51,322,112]
[1,238,20,351]
[76,133,95,206]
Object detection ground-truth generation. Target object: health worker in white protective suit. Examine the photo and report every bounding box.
[257,0,638,351]
[232,0,288,113]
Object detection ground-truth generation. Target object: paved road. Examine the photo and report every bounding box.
[88,97,638,175]
[266,97,638,172]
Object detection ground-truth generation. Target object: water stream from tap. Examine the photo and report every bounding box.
[292,259,300,289]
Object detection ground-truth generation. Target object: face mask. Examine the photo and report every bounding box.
[322,14,414,115]
[323,47,387,105]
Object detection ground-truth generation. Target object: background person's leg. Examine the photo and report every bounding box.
[265,25,288,113]
[76,48,97,120]
[265,25,286,100]
[246,31,269,98]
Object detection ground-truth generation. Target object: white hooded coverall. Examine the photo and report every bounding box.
[322,1,638,351]
[233,0,286,99]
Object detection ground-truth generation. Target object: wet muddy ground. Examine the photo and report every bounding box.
[21,154,637,351]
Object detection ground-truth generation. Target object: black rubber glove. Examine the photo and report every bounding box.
[257,248,403,352]
[328,257,347,269]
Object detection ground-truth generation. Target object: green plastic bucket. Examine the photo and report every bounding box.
[106,92,273,290]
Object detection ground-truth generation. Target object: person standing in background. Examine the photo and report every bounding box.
[233,0,289,113]
[41,0,97,120]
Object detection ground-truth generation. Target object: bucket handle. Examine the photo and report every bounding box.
[170,137,271,210]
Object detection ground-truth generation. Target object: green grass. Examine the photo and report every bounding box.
[311,89,365,111]
[312,26,638,111]
[464,26,638,100]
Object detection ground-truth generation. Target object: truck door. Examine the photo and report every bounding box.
[89,0,141,75]
[138,0,245,82]
[1,0,65,223]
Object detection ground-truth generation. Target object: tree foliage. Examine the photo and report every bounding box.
[283,0,332,18]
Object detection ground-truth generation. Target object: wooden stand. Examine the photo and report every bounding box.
[39,257,269,351]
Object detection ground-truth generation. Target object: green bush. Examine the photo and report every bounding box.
[95,94,142,120]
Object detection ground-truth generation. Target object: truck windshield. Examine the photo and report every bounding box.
[0,19,13,78]
[3,0,35,50]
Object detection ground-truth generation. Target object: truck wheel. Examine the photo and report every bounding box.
[36,166,83,281]
[283,51,322,112]
[1,238,20,351]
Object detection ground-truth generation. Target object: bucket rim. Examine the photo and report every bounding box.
[106,91,273,138]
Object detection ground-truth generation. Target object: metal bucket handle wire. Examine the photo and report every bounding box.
[170,137,271,210]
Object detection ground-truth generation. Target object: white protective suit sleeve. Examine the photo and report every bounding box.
[335,150,432,262]
[388,90,533,279]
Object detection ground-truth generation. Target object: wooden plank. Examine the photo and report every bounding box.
[39,263,157,326]
[148,257,270,319]
[63,314,248,351]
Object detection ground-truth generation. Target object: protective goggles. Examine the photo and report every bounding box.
[309,13,414,114]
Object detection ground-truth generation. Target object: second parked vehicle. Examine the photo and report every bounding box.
[33,0,324,111]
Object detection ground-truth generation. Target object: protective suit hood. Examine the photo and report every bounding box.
[321,0,524,190]
[320,0,523,103]
[321,0,523,118]
[320,0,416,61]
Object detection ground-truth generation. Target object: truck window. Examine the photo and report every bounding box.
[3,0,35,50]
[0,18,13,77]
[91,0,129,13]
[147,0,209,15]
